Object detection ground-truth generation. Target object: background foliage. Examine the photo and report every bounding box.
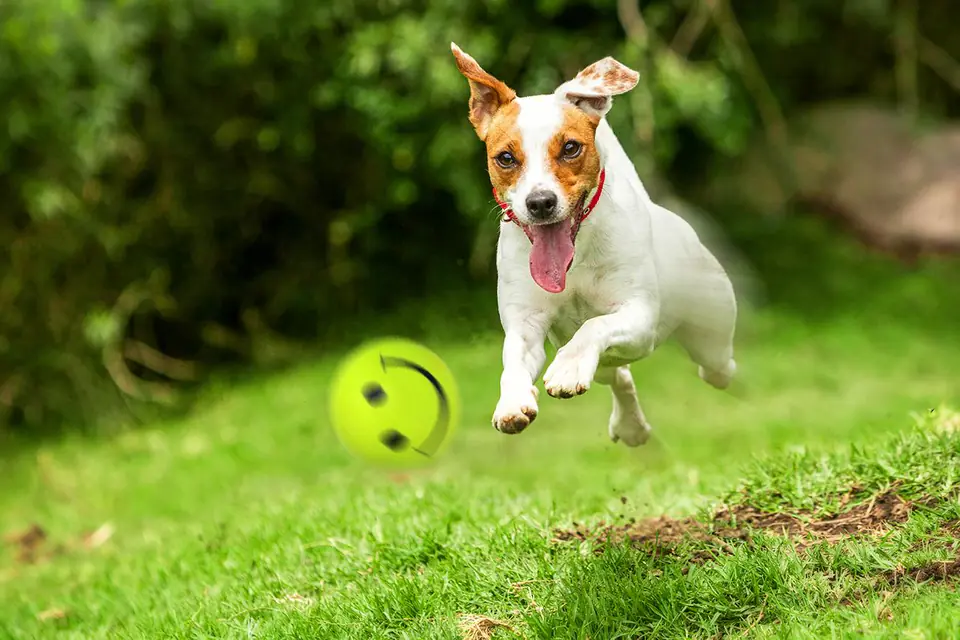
[0,0,958,431]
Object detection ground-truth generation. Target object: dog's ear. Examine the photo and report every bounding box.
[554,57,639,120]
[450,42,517,140]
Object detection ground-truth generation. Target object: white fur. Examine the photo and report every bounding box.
[509,96,566,220]
[491,82,738,445]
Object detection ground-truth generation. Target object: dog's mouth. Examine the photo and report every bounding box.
[524,193,588,294]
[527,218,576,293]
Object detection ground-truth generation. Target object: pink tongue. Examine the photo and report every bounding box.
[528,220,575,293]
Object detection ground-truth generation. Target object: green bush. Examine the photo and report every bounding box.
[0,0,957,431]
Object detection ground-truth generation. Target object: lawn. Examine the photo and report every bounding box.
[2,298,960,638]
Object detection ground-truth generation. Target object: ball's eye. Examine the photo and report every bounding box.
[495,151,517,169]
[379,429,410,451]
[562,140,582,159]
[362,382,388,406]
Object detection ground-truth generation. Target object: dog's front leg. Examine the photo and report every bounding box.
[543,301,657,399]
[493,316,550,435]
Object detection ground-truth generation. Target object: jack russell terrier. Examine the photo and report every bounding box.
[451,43,738,447]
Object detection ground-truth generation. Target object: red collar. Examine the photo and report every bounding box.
[493,168,606,242]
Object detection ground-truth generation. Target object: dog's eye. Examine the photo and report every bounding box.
[562,141,582,159]
[495,151,516,169]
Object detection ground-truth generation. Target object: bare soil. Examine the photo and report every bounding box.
[553,488,915,559]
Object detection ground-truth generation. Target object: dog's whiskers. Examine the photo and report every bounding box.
[487,199,507,223]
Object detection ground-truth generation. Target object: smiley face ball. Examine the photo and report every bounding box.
[328,337,461,467]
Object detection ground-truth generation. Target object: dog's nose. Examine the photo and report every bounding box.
[525,191,558,220]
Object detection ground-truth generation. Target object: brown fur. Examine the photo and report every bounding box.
[451,45,516,140]
[548,106,602,206]
[483,103,600,205]
[483,102,524,198]
[451,43,622,207]
[576,58,639,94]
[563,58,640,117]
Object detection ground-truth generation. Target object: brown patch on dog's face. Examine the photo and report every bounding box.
[482,101,525,199]
[546,105,601,206]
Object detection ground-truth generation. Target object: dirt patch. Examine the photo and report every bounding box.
[457,614,516,640]
[714,490,912,542]
[36,608,68,623]
[2,524,48,563]
[883,520,960,586]
[3,521,114,565]
[885,558,960,585]
[553,489,915,559]
[554,514,735,557]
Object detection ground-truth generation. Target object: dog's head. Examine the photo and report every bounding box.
[451,42,639,293]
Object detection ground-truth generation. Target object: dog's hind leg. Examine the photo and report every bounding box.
[672,251,739,390]
[674,316,736,390]
[595,366,651,447]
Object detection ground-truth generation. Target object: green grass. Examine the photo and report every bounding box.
[2,306,960,639]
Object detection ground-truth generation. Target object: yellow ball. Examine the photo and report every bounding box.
[328,337,460,467]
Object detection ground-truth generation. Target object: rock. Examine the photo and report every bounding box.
[701,101,960,257]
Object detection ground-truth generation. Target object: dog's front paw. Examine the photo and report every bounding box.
[492,386,539,434]
[543,346,599,399]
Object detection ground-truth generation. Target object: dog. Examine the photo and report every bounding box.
[450,43,738,446]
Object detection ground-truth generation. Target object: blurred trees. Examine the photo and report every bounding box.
[0,0,957,430]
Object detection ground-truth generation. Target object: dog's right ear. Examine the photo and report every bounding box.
[450,42,517,140]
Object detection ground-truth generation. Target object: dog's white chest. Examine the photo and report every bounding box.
[546,269,621,347]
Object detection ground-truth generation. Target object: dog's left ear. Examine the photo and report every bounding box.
[554,57,640,120]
